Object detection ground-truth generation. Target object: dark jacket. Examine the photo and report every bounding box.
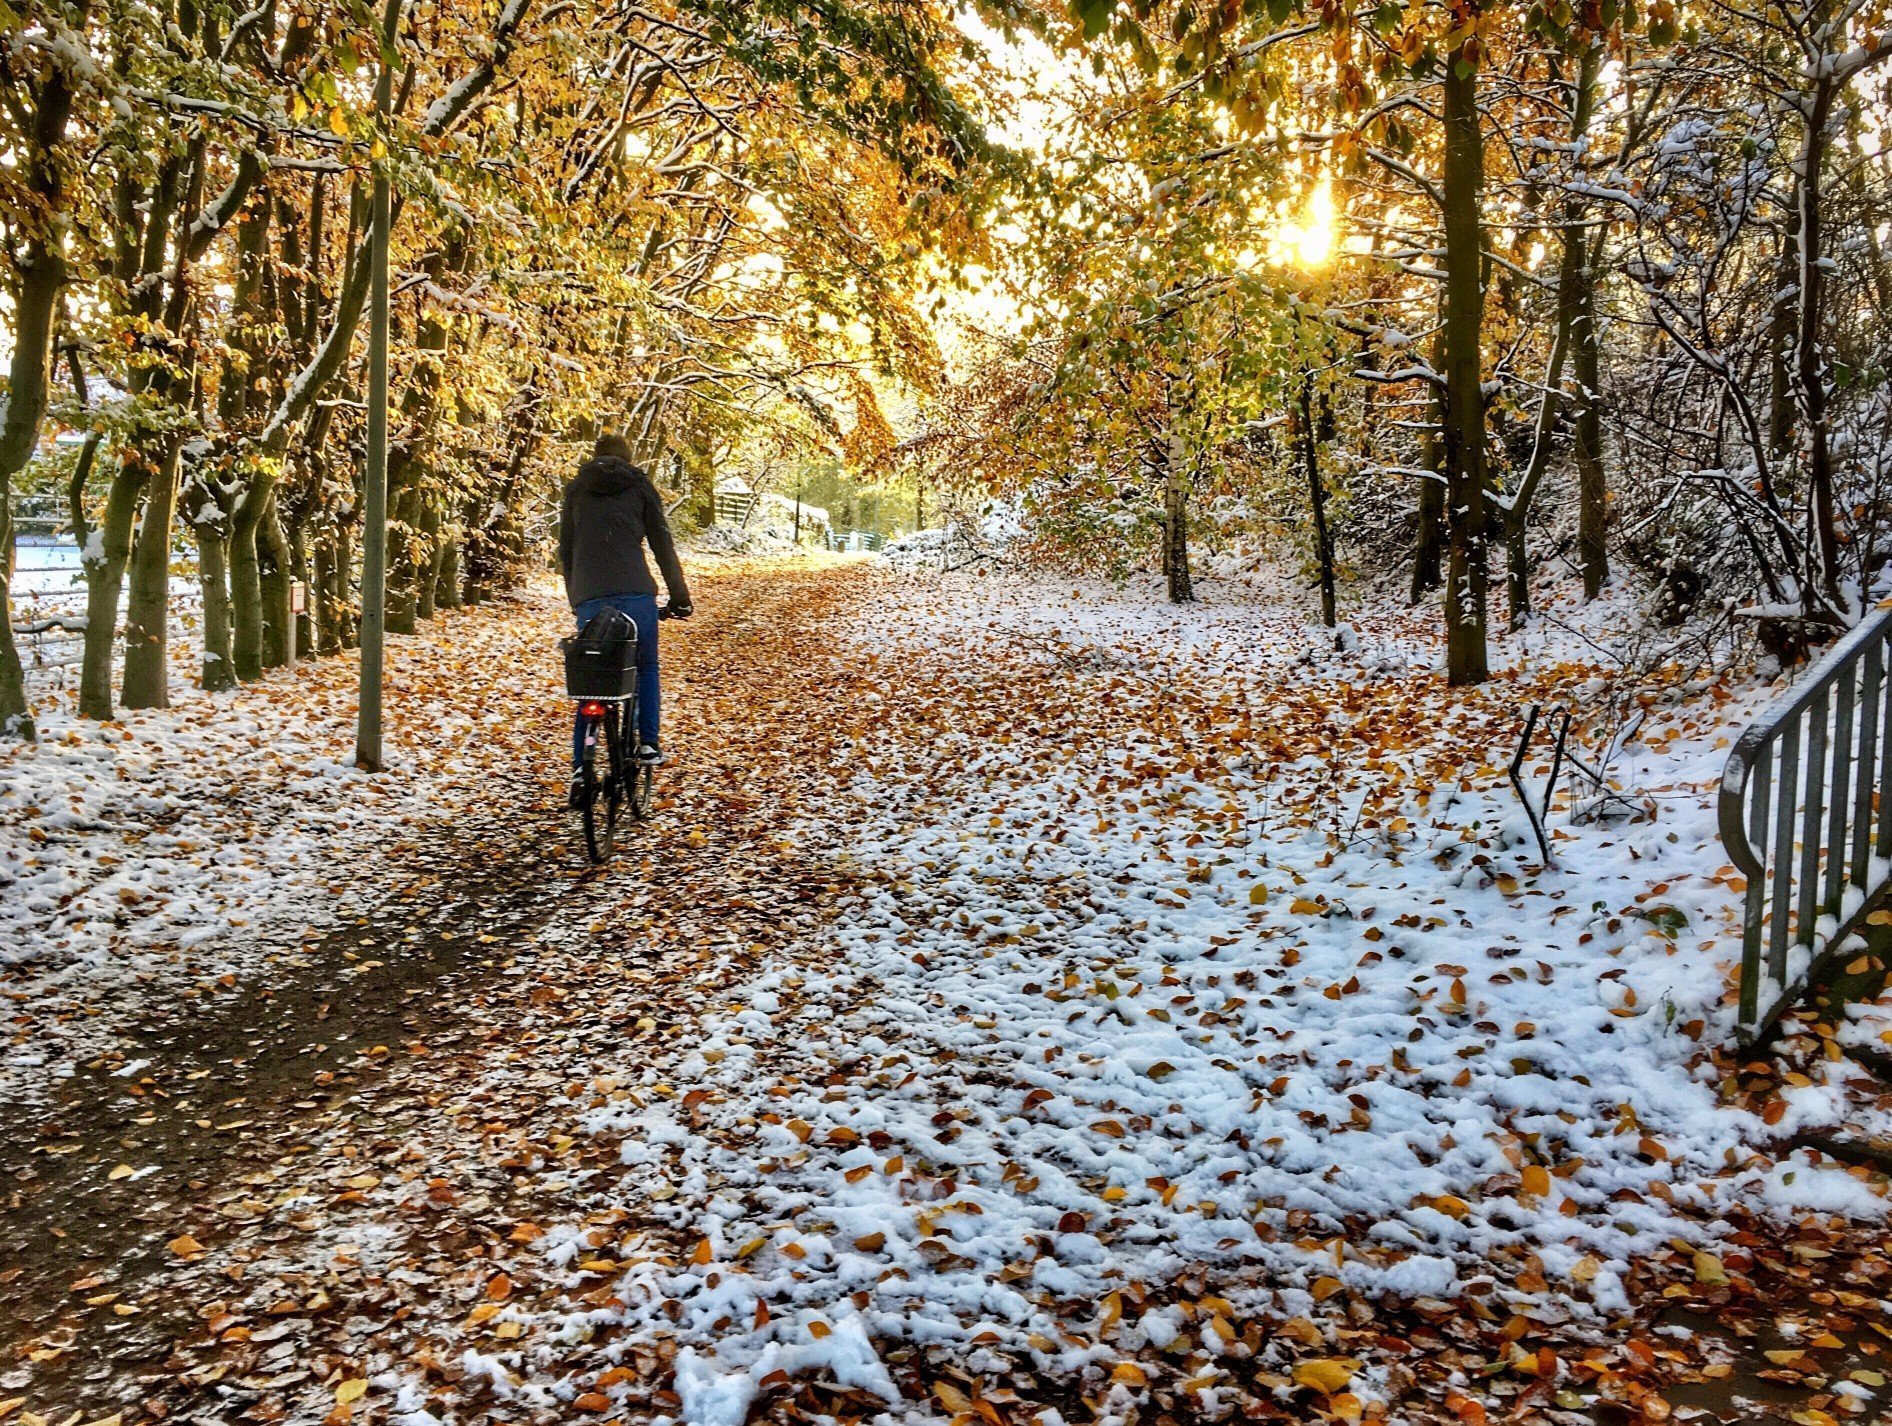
[558,457,691,610]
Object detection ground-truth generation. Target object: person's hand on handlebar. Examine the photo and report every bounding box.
[663,600,693,620]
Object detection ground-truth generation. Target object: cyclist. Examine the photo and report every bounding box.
[559,434,692,805]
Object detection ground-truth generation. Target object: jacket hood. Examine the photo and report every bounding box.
[576,455,646,496]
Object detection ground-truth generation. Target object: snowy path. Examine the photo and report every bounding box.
[2,565,1888,1426]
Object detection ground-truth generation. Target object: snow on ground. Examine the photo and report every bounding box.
[507,570,1885,1422]
[0,586,572,1105]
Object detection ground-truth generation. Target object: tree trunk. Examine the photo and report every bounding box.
[416,501,442,620]
[260,488,292,670]
[1299,372,1337,628]
[1502,40,1601,625]
[1792,79,1843,616]
[313,535,340,656]
[1770,224,1798,459]
[1154,425,1193,604]
[436,525,464,610]
[0,498,29,740]
[335,521,360,650]
[196,512,237,693]
[385,470,419,635]
[0,253,66,739]
[1440,39,1491,686]
[0,28,84,739]
[1410,323,1448,603]
[0,239,67,739]
[121,443,182,710]
[1573,256,1609,600]
[291,515,315,659]
[78,466,144,720]
[230,486,268,681]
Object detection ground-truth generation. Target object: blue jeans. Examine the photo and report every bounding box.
[573,593,659,765]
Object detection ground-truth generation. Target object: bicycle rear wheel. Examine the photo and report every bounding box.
[578,710,621,864]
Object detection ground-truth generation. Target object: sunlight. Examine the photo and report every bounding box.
[1282,178,1336,269]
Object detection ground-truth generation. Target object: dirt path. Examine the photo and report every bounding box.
[0,560,885,1422]
[3,562,1889,1426]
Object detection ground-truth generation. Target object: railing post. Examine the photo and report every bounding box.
[1769,715,1802,986]
[1880,645,1892,861]
[1826,666,1856,915]
[1740,742,1773,1027]
[1853,640,1882,887]
[1797,691,1829,946]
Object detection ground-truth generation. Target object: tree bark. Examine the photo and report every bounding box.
[291,514,315,659]
[121,442,183,710]
[416,501,443,620]
[0,248,65,740]
[1440,36,1491,685]
[335,520,360,650]
[1410,323,1448,603]
[196,514,237,692]
[1299,372,1337,628]
[1502,39,1602,624]
[1792,78,1843,616]
[1573,250,1609,600]
[230,490,267,681]
[436,525,464,610]
[260,488,292,670]
[1156,424,1193,604]
[0,8,89,737]
[313,535,340,656]
[78,466,144,720]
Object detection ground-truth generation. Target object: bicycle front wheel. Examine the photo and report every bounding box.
[628,756,654,819]
[579,717,618,865]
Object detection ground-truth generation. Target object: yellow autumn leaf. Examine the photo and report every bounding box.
[1291,1358,1360,1395]
[335,1379,368,1405]
[932,1382,973,1414]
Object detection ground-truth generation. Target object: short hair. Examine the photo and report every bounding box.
[593,433,634,463]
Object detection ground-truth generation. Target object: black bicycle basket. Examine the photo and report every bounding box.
[562,608,637,698]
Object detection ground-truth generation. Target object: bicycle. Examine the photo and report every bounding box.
[564,603,678,865]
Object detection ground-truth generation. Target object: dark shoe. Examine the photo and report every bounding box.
[567,772,586,809]
[635,744,665,766]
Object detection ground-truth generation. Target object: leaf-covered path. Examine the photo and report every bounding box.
[3,563,1890,1426]
[0,561,884,1420]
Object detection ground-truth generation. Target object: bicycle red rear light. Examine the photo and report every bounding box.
[580,701,606,717]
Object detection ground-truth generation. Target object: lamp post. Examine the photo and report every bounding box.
[356,0,402,771]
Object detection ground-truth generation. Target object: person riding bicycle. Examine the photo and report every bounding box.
[559,434,692,805]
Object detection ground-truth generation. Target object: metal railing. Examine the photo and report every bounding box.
[10,536,89,679]
[1720,604,1892,1038]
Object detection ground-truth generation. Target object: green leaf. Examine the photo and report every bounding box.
[1071,0,1119,40]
